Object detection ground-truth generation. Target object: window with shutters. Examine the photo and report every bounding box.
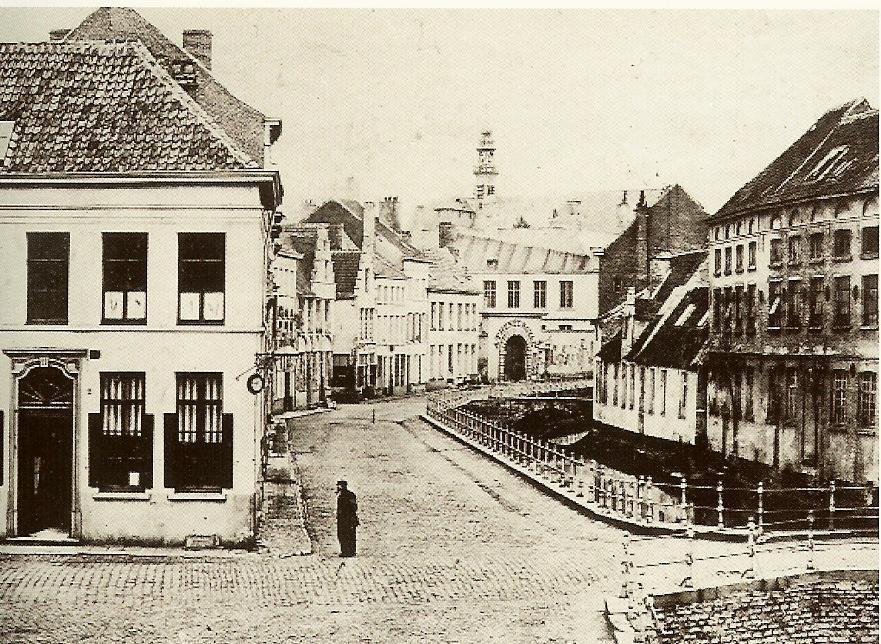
[103,233,147,324]
[165,373,232,491]
[88,373,152,491]
[27,232,69,324]
[178,233,225,324]
[862,274,878,327]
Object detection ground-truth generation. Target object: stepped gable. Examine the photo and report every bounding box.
[0,41,253,173]
[714,98,879,220]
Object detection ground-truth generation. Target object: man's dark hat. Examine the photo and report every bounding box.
[337,480,348,487]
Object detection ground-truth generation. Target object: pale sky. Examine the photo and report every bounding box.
[1,8,877,214]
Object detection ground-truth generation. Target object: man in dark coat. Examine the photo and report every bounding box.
[336,480,358,557]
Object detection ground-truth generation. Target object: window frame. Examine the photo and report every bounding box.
[533,280,547,309]
[26,232,69,325]
[483,280,496,308]
[862,274,878,327]
[507,280,520,309]
[102,232,148,325]
[177,232,226,325]
[858,372,877,428]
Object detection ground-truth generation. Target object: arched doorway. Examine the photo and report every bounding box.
[16,366,74,536]
[504,335,527,382]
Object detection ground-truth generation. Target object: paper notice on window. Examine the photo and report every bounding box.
[179,292,200,320]
[127,291,146,319]
[203,292,225,320]
[104,291,124,319]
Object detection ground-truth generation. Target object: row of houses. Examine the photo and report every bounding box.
[594,98,879,485]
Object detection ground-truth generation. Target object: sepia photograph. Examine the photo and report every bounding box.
[0,4,877,642]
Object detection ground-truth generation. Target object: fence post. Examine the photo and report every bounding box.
[683,525,695,589]
[745,516,756,579]
[588,460,596,501]
[577,459,585,497]
[757,480,764,533]
[828,479,835,531]
[637,475,645,519]
[680,476,687,509]
[806,510,815,571]
[717,479,725,529]
[646,476,654,523]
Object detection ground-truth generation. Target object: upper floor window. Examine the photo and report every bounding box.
[834,275,851,328]
[809,232,824,261]
[788,235,802,265]
[832,370,848,425]
[862,225,879,258]
[748,241,757,270]
[507,280,520,308]
[714,227,721,241]
[809,276,824,329]
[748,218,755,234]
[533,280,546,308]
[724,246,732,275]
[483,280,496,308]
[833,229,852,259]
[769,238,783,265]
[786,278,802,328]
[768,280,784,328]
[735,245,744,273]
[724,224,731,239]
[103,233,147,324]
[770,215,782,230]
[746,284,756,333]
[560,280,574,308]
[178,233,225,324]
[27,232,69,325]
[714,248,722,276]
[862,274,878,327]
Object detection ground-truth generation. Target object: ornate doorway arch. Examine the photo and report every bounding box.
[5,350,85,538]
[495,320,536,382]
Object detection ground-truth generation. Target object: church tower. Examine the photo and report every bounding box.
[474,130,498,207]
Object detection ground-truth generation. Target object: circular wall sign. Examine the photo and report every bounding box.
[246,373,265,394]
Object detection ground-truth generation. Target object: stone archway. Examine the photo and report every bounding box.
[495,320,537,381]
[504,335,527,381]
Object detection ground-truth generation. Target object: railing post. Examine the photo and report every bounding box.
[620,533,632,599]
[745,515,756,579]
[588,460,596,501]
[646,476,654,523]
[680,476,687,515]
[683,525,695,589]
[806,510,815,571]
[757,480,764,533]
[637,475,645,519]
[577,459,585,497]
[717,479,725,529]
[828,479,836,531]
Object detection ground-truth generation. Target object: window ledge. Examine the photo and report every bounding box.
[787,261,802,268]
[832,324,851,331]
[767,326,782,332]
[747,265,757,272]
[860,253,879,261]
[808,258,824,265]
[769,261,783,269]
[93,491,151,501]
[168,491,227,502]
[735,268,744,274]
[857,428,877,437]
[832,255,853,263]
[860,325,879,331]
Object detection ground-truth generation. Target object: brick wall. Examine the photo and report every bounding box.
[652,575,879,643]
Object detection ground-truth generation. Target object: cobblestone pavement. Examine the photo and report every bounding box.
[0,397,628,643]
[2,397,871,642]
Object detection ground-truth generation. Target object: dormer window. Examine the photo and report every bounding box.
[170,60,197,91]
[486,258,498,269]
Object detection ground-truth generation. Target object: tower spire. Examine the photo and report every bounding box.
[474,130,498,207]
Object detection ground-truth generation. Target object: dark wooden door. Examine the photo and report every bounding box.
[17,410,72,535]
[504,335,527,382]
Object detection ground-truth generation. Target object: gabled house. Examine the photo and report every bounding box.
[0,28,281,544]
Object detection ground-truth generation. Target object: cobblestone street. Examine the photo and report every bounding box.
[0,397,627,643]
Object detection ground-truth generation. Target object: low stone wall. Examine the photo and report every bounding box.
[650,570,879,644]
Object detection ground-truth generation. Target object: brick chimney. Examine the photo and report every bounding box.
[183,29,212,70]
[49,29,70,42]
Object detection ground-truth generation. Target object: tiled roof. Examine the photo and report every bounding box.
[597,331,623,362]
[331,251,361,299]
[422,247,480,294]
[626,286,709,370]
[447,229,595,274]
[0,41,254,173]
[374,254,405,279]
[305,200,421,258]
[65,7,268,165]
[714,99,879,220]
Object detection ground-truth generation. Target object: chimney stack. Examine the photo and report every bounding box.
[183,29,212,70]
[439,222,456,249]
[49,29,70,42]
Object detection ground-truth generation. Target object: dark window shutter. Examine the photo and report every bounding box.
[164,413,178,489]
[141,414,154,489]
[88,413,103,488]
[221,413,233,489]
